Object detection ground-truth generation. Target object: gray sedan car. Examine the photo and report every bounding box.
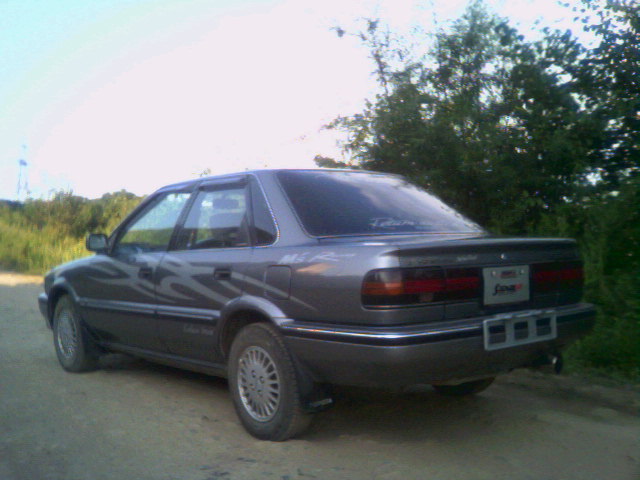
[38,169,595,440]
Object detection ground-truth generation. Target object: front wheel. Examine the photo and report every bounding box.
[432,377,495,396]
[228,323,311,441]
[53,295,98,372]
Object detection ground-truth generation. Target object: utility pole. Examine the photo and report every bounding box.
[16,145,28,201]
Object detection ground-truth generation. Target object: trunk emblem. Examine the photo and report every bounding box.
[500,253,508,260]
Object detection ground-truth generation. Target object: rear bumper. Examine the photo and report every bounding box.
[280,303,596,387]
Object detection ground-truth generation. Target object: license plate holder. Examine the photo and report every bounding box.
[483,265,530,305]
[483,310,557,351]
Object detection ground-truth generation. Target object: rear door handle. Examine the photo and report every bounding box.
[213,267,232,280]
[138,266,153,280]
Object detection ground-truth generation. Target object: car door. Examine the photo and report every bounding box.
[155,177,253,362]
[80,190,192,351]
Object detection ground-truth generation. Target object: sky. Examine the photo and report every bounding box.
[0,0,588,200]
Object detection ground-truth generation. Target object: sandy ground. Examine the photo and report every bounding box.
[0,273,638,480]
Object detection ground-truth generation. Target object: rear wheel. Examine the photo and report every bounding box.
[432,377,495,396]
[228,323,311,441]
[53,295,98,372]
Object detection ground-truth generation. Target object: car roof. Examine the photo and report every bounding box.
[155,168,384,192]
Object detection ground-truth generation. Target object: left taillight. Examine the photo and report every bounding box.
[362,267,480,308]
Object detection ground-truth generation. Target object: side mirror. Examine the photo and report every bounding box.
[86,233,108,253]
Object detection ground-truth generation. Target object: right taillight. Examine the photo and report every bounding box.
[532,261,584,304]
[532,261,584,293]
[362,267,480,308]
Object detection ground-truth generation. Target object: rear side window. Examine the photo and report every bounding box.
[277,170,482,237]
[178,186,250,250]
[250,179,277,246]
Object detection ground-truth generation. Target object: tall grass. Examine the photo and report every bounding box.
[0,190,141,274]
[0,218,87,273]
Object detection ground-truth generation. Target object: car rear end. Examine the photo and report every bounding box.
[273,170,595,387]
[280,236,594,387]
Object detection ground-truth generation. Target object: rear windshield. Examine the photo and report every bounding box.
[277,170,483,236]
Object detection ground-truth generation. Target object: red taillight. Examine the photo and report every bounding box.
[362,267,480,307]
[445,267,481,301]
[361,269,406,296]
[533,261,584,293]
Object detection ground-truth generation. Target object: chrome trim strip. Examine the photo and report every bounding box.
[80,298,155,315]
[280,323,481,340]
[279,304,595,342]
[156,305,219,322]
[80,298,219,323]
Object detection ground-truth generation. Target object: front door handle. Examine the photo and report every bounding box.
[138,266,153,280]
[213,267,232,280]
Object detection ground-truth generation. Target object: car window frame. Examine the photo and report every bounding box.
[170,176,254,252]
[108,187,196,256]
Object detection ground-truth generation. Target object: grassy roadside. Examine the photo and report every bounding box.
[0,190,140,274]
[0,218,87,274]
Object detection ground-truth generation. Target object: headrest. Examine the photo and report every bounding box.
[213,198,239,210]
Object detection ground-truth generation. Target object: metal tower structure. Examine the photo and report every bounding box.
[16,145,29,201]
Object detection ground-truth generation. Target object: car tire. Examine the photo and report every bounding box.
[53,295,99,372]
[432,377,495,396]
[228,323,312,441]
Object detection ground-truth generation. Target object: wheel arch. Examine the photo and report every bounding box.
[218,295,289,360]
[47,280,80,327]
[219,296,332,416]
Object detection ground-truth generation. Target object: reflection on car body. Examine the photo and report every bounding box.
[38,169,595,440]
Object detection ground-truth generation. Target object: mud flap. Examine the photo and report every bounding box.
[291,357,334,413]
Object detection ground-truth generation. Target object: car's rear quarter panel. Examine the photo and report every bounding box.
[251,234,583,328]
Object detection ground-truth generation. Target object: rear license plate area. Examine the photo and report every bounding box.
[483,310,557,351]
[483,265,530,305]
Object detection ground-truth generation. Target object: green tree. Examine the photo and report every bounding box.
[325,2,594,232]
[569,0,640,188]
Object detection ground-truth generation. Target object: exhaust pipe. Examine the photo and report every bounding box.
[532,353,563,374]
[550,353,563,374]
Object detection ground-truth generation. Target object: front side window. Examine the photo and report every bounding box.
[177,186,250,250]
[115,192,191,254]
[277,170,483,237]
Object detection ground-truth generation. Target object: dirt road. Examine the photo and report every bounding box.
[1,273,638,480]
